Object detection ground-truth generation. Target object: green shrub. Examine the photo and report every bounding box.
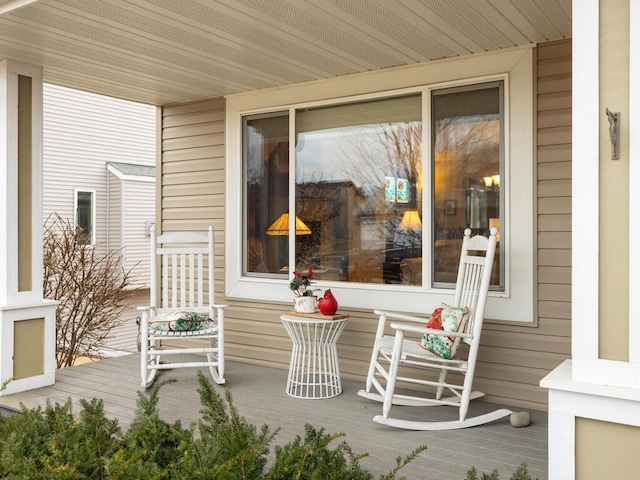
[465,463,539,480]
[0,373,426,479]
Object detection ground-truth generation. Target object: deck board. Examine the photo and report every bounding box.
[0,355,548,479]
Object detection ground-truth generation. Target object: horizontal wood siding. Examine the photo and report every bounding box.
[106,171,122,253]
[160,98,226,327]
[477,39,572,409]
[42,84,156,262]
[122,179,155,288]
[160,40,572,411]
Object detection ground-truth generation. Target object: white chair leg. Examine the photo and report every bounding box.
[382,329,404,419]
[216,307,225,383]
[140,311,149,388]
[368,314,388,391]
[436,369,448,400]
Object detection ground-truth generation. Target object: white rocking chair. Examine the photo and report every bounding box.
[139,225,227,389]
[357,227,511,430]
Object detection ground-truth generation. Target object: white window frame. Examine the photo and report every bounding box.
[73,188,96,246]
[226,47,534,323]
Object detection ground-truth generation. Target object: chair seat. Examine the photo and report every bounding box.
[377,335,468,368]
[148,325,219,338]
[148,309,218,335]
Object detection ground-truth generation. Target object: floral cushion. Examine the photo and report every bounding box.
[149,311,214,332]
[420,306,469,359]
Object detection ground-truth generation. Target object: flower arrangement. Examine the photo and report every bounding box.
[290,266,318,297]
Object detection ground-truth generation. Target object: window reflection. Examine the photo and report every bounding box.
[294,94,423,285]
[242,82,504,290]
[432,82,503,288]
[244,113,289,275]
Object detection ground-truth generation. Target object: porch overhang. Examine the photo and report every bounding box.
[0,0,571,105]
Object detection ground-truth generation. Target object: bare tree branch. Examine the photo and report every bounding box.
[43,213,142,368]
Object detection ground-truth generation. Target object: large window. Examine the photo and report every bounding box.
[228,47,534,322]
[74,189,95,246]
[243,85,503,290]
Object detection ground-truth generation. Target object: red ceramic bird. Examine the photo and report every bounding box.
[318,289,338,315]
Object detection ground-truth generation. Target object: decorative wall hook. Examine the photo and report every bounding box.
[606,108,620,160]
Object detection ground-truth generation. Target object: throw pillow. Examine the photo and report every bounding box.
[149,311,214,332]
[420,306,469,359]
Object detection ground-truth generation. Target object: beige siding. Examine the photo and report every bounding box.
[159,40,572,410]
[160,99,226,314]
[477,39,572,409]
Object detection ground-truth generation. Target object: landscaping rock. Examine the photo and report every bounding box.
[510,411,531,428]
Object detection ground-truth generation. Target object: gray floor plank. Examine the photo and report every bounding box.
[0,354,548,479]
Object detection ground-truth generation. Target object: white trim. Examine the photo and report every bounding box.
[0,61,19,304]
[0,0,39,16]
[0,60,44,304]
[571,0,600,366]
[226,47,535,322]
[629,0,640,364]
[73,188,97,246]
[29,64,44,299]
[120,174,126,255]
[573,357,640,389]
[0,300,57,395]
[542,360,640,480]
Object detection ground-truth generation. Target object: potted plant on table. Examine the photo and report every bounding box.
[290,266,319,313]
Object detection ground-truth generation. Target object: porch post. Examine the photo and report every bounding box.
[0,60,57,395]
[541,0,640,479]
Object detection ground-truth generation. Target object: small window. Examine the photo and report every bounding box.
[432,81,504,289]
[74,189,95,245]
[244,112,290,276]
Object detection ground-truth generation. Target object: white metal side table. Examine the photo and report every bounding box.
[280,312,349,399]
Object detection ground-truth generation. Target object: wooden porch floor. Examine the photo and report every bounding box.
[0,355,548,479]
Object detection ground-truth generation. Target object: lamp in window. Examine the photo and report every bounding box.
[483,175,500,188]
[398,210,422,231]
[266,212,312,236]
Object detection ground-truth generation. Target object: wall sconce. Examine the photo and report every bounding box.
[483,175,500,188]
[266,212,312,236]
[144,221,155,237]
[398,210,422,231]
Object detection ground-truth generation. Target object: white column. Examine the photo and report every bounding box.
[542,1,640,478]
[629,0,640,365]
[0,60,56,394]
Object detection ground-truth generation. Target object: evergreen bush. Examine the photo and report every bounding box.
[465,463,539,480]
[0,373,425,479]
[0,373,538,479]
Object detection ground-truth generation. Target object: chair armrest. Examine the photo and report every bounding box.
[389,321,473,340]
[212,304,229,309]
[374,309,429,324]
[137,306,153,311]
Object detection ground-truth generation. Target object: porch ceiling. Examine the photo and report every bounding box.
[0,0,571,106]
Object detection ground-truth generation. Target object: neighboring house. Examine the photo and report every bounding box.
[42,84,157,350]
[0,2,638,478]
[106,161,156,290]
